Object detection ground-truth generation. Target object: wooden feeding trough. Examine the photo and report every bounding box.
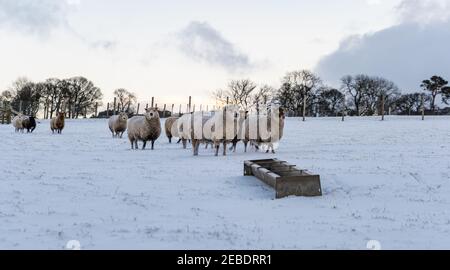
[244,159,322,199]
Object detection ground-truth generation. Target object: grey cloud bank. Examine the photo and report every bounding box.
[316,0,450,92]
[176,21,253,72]
[0,0,69,35]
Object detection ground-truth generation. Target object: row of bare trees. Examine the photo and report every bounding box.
[212,70,450,117]
[0,77,103,118]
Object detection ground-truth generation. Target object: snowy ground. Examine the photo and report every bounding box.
[0,116,449,250]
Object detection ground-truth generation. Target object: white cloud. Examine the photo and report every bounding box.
[396,0,450,24]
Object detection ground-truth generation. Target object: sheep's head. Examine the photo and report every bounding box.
[58,112,65,118]
[118,112,128,122]
[144,108,159,121]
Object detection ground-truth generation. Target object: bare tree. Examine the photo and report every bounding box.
[282,70,321,120]
[316,87,345,116]
[394,93,429,115]
[113,88,137,113]
[340,75,369,116]
[213,79,257,110]
[252,85,276,111]
[0,90,14,103]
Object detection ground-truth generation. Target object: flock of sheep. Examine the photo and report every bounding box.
[11,106,286,156]
[108,106,286,156]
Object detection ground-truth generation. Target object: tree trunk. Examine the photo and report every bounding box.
[431,93,436,114]
[302,97,306,122]
[421,94,425,121]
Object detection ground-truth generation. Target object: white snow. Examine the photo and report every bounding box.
[1,116,449,250]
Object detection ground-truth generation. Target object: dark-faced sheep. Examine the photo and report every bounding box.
[127,108,161,150]
[50,112,65,134]
[108,112,128,138]
[22,116,36,133]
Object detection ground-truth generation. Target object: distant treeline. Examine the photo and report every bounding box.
[212,71,450,117]
[0,77,102,119]
[1,71,449,118]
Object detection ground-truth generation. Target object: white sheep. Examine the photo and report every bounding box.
[244,107,285,153]
[164,116,179,143]
[127,108,161,150]
[108,112,128,138]
[189,106,239,156]
[176,113,192,149]
[12,114,26,133]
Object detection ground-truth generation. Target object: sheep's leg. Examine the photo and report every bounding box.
[228,144,234,151]
[151,140,155,150]
[193,140,199,156]
[196,141,200,155]
[223,141,227,156]
[244,141,248,152]
[177,138,182,144]
[142,140,147,150]
[130,140,134,149]
[134,140,138,150]
[182,139,187,149]
[214,144,219,156]
[168,136,172,144]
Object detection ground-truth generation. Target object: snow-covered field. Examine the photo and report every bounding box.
[0,116,449,250]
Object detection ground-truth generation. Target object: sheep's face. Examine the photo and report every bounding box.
[144,108,159,121]
[119,112,128,122]
[58,112,65,118]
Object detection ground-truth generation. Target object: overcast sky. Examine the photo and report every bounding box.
[0,0,448,104]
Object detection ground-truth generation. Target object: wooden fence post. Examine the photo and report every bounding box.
[113,97,117,116]
[188,96,192,112]
[136,103,140,115]
[163,104,166,118]
[179,104,181,115]
[226,96,229,105]
[6,102,11,124]
[302,97,306,122]
[95,102,98,118]
[151,97,154,108]
[381,94,385,121]
[106,103,110,118]
[1,101,5,124]
[171,104,174,116]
